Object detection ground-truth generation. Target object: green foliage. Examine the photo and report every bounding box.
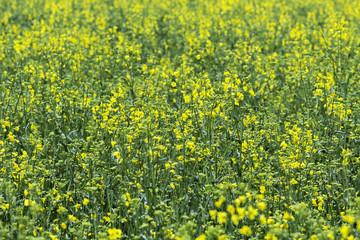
[0,0,360,239]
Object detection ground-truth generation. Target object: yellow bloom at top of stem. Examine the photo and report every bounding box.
[209,210,217,220]
[215,196,226,208]
[247,206,258,220]
[218,235,228,240]
[264,233,277,240]
[340,224,350,239]
[217,212,227,224]
[290,178,298,185]
[108,228,122,240]
[195,234,206,240]
[83,198,90,205]
[60,223,67,229]
[226,205,235,215]
[342,214,355,224]
[239,225,252,235]
[257,202,266,211]
[113,152,121,159]
[68,215,77,222]
[283,212,295,221]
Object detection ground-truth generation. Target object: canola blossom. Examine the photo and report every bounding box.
[0,0,360,239]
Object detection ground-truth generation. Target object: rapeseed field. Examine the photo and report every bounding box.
[0,0,360,239]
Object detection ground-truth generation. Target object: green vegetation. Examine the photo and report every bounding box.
[0,0,360,239]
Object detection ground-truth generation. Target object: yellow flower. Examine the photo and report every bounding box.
[24,199,35,207]
[257,202,266,211]
[239,225,252,235]
[60,223,67,229]
[264,233,277,240]
[283,212,294,221]
[340,224,350,239]
[75,203,81,212]
[227,205,235,215]
[239,196,246,204]
[343,214,355,224]
[113,152,121,159]
[347,235,354,240]
[83,198,90,205]
[108,228,122,240]
[68,215,77,222]
[280,141,287,149]
[49,234,58,240]
[259,214,267,225]
[217,212,227,224]
[256,194,264,199]
[290,178,298,185]
[241,141,248,152]
[209,210,217,220]
[260,186,266,193]
[231,214,239,225]
[247,206,258,220]
[234,198,241,206]
[215,196,226,208]
[327,231,335,240]
[195,234,206,240]
[236,207,246,220]
[218,235,228,240]
[1,204,9,210]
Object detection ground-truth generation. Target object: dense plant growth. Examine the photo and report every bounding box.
[0,0,360,239]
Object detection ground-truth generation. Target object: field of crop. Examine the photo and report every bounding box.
[1,0,360,239]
